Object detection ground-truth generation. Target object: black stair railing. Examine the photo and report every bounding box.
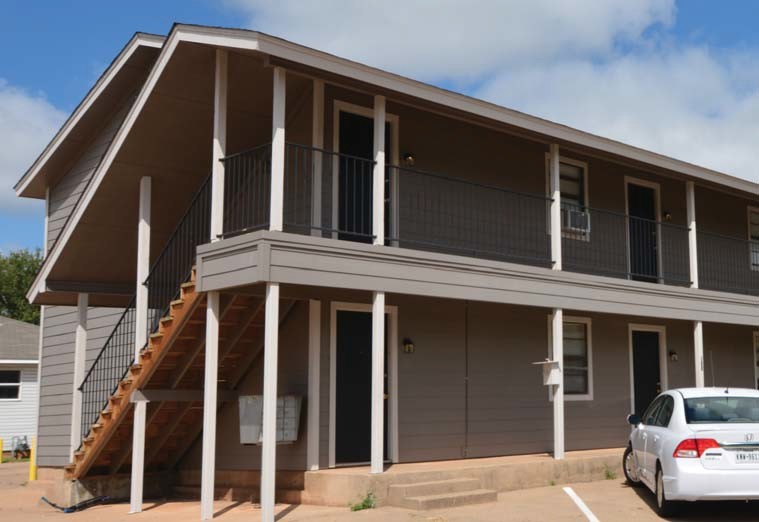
[78,174,212,445]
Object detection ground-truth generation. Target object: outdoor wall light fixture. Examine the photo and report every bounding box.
[669,350,679,362]
[402,152,415,166]
[402,338,415,354]
[663,211,672,221]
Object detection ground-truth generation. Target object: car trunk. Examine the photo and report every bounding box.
[689,424,759,470]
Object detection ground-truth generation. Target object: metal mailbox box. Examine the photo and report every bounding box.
[239,395,302,445]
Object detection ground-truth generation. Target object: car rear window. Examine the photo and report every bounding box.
[684,396,759,423]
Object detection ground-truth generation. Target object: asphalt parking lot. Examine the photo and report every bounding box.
[1,462,758,521]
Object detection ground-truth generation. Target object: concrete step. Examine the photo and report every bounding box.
[388,477,481,502]
[399,488,498,510]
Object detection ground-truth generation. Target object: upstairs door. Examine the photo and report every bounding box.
[627,182,659,282]
[337,110,392,243]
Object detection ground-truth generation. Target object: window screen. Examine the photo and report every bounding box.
[0,370,20,399]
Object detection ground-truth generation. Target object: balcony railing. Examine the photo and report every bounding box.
[217,142,758,296]
[698,231,759,296]
[562,204,691,286]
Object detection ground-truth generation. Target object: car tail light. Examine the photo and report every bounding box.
[673,438,720,458]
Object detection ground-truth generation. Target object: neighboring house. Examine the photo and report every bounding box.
[13,25,759,521]
[0,316,39,453]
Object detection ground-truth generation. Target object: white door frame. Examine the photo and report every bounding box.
[329,301,399,468]
[628,324,668,414]
[331,100,400,240]
[624,176,663,283]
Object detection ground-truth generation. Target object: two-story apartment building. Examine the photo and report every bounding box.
[15,25,759,521]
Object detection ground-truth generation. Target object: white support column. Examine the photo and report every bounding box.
[135,176,151,361]
[373,95,386,245]
[311,80,324,236]
[307,300,321,471]
[552,308,565,460]
[69,292,88,458]
[210,49,228,241]
[200,291,221,521]
[686,181,705,387]
[549,144,562,270]
[370,291,386,474]
[270,67,286,232]
[261,283,280,522]
[129,397,147,514]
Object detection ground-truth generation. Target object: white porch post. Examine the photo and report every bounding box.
[135,176,152,361]
[210,49,228,241]
[686,181,705,387]
[128,175,151,513]
[373,95,386,245]
[69,292,88,458]
[307,300,321,471]
[200,291,221,520]
[129,397,147,514]
[270,67,286,232]
[311,80,324,236]
[549,144,565,459]
[370,291,386,474]
[551,309,565,459]
[261,283,280,522]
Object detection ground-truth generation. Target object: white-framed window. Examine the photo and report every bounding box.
[0,370,21,400]
[749,207,759,271]
[545,156,591,238]
[754,331,759,390]
[548,315,593,401]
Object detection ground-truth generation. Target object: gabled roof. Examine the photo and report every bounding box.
[0,316,38,362]
[23,23,759,304]
[15,32,164,199]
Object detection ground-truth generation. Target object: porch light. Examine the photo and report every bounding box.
[402,152,415,166]
[669,350,679,362]
[402,338,415,353]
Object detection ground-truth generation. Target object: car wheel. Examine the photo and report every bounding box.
[655,465,677,518]
[622,446,642,486]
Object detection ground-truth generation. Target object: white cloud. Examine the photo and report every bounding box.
[226,0,759,183]
[0,79,66,214]
[226,0,675,82]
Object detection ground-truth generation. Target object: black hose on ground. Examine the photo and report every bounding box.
[41,495,110,513]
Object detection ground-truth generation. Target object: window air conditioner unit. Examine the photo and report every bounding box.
[562,206,590,234]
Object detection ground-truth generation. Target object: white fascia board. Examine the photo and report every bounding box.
[0,360,38,365]
[14,33,164,197]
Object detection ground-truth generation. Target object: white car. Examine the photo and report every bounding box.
[623,387,759,517]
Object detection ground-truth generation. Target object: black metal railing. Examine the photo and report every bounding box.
[698,231,759,295]
[222,143,272,237]
[78,299,136,446]
[562,204,691,285]
[78,175,212,444]
[144,175,212,337]
[386,165,552,266]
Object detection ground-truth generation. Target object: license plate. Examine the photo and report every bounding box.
[735,451,759,463]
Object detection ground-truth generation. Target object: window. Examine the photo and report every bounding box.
[0,370,20,400]
[546,156,590,236]
[684,396,759,424]
[750,208,759,271]
[654,396,675,427]
[548,316,593,400]
[642,397,663,426]
[754,332,759,390]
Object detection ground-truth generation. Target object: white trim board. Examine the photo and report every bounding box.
[328,301,398,469]
[0,360,38,365]
[627,323,668,414]
[15,33,164,197]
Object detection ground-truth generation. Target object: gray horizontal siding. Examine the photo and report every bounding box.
[46,101,132,252]
[37,305,123,467]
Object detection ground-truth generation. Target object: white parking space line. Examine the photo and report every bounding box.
[563,487,601,522]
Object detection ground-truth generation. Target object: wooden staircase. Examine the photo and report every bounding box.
[65,266,291,480]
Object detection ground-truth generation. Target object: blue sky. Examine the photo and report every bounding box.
[3,0,759,253]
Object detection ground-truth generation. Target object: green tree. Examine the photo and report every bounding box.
[0,249,43,324]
